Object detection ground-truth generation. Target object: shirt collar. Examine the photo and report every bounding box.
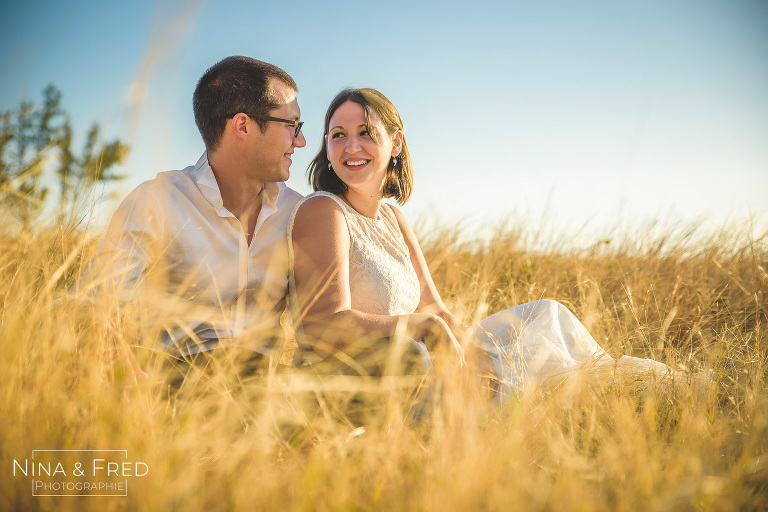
[194,152,225,212]
[193,151,282,212]
[262,181,280,210]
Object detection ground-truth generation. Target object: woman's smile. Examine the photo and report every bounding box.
[344,158,370,170]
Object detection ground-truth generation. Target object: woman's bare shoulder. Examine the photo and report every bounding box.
[294,194,344,222]
[292,194,348,241]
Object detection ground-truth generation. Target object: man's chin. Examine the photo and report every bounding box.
[265,167,290,183]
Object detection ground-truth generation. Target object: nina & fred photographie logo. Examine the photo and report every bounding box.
[12,450,148,497]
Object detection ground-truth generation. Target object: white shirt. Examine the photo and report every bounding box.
[80,152,302,356]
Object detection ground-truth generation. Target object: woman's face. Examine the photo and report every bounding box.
[326,101,401,197]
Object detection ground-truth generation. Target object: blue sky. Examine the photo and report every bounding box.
[2,0,767,235]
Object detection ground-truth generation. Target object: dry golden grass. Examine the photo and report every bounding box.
[1,214,766,511]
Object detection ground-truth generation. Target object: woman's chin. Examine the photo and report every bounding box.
[340,176,370,189]
[344,179,386,197]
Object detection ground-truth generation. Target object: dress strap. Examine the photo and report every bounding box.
[377,202,399,230]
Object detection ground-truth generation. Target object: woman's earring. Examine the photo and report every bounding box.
[392,157,397,167]
[327,162,331,170]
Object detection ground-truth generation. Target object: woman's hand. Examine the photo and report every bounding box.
[408,313,465,368]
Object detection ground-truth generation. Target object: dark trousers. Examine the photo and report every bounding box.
[304,337,434,425]
[161,345,271,397]
[309,336,432,378]
[160,336,434,424]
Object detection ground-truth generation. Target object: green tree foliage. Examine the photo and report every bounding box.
[0,84,128,226]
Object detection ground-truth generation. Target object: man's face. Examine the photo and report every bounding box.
[248,78,306,183]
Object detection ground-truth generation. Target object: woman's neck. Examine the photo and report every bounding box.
[341,187,383,220]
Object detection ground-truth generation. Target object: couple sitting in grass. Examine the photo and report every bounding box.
[81,55,689,412]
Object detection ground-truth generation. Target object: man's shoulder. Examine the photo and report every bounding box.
[111,163,204,224]
[276,182,303,208]
[153,164,200,191]
[124,165,199,200]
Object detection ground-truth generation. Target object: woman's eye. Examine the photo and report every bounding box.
[330,132,344,139]
[360,130,370,137]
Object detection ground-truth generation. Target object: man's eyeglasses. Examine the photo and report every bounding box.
[227,112,303,138]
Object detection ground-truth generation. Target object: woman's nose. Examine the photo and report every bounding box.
[345,136,362,153]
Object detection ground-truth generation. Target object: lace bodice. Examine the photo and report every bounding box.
[287,192,421,362]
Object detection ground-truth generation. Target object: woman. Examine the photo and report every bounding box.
[287,88,678,403]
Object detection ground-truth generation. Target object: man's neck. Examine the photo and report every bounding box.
[208,151,265,218]
[219,178,265,219]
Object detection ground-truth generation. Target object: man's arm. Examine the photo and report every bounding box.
[76,185,164,304]
[74,185,166,382]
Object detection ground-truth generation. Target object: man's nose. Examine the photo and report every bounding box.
[294,130,306,148]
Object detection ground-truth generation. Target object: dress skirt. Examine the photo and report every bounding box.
[469,299,675,403]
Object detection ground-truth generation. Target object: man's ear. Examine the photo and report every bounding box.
[391,130,404,157]
[230,113,250,140]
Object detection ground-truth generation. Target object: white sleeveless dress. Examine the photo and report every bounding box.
[287,192,421,365]
[287,192,676,402]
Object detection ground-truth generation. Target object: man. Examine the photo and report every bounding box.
[80,56,305,374]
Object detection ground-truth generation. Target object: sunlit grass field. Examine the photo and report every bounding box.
[1,213,766,511]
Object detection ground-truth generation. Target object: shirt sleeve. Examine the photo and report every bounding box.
[77,184,165,304]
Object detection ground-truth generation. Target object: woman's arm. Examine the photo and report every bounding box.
[389,205,465,335]
[391,205,495,389]
[291,196,458,359]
